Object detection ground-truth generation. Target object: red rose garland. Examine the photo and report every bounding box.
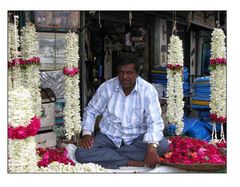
[63,67,79,77]
[8,57,40,67]
[8,116,40,139]
[166,64,183,71]
[210,113,226,123]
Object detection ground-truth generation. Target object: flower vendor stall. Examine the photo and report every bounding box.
[7,11,227,173]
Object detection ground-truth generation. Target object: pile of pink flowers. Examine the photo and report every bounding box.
[160,136,226,164]
[37,147,75,167]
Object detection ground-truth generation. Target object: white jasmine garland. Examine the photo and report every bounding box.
[37,162,107,173]
[20,23,39,58]
[210,28,226,59]
[20,23,41,117]
[209,28,227,142]
[167,35,184,66]
[8,137,39,173]
[166,35,184,135]
[8,86,35,127]
[8,87,39,173]
[209,65,226,117]
[63,32,81,139]
[8,22,22,88]
[8,23,20,60]
[209,28,227,118]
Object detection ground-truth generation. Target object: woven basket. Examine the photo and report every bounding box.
[161,162,226,172]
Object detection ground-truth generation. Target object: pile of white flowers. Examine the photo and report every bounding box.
[63,32,81,139]
[209,28,227,142]
[8,87,39,173]
[37,162,107,173]
[166,35,184,135]
[20,22,41,117]
[8,22,22,90]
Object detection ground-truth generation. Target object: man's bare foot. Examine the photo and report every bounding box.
[127,160,145,167]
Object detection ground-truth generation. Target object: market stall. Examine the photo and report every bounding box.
[7,11,226,173]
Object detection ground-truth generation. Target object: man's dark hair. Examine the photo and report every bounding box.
[116,53,140,73]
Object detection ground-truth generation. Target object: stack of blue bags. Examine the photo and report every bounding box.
[151,66,167,87]
[191,76,210,109]
[151,66,190,96]
[183,67,190,96]
[166,117,221,142]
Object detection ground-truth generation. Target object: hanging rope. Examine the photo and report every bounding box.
[129,11,132,26]
[99,11,102,28]
[216,11,220,28]
[172,11,177,35]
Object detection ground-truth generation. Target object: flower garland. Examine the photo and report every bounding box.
[209,28,227,143]
[160,136,226,164]
[20,23,42,117]
[36,148,107,173]
[8,20,23,90]
[63,32,81,140]
[38,162,107,173]
[8,86,39,173]
[166,35,184,135]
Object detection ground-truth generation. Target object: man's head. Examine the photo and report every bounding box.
[117,53,139,92]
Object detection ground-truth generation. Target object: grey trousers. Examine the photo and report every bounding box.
[75,132,169,169]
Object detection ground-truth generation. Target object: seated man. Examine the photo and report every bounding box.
[75,53,169,169]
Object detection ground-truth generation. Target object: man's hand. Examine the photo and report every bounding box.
[79,135,94,149]
[144,146,160,168]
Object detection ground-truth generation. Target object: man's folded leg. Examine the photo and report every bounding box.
[75,132,128,169]
[116,135,169,162]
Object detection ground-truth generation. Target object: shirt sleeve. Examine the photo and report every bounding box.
[82,84,108,134]
[143,86,164,144]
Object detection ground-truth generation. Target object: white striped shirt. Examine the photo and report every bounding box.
[82,76,164,148]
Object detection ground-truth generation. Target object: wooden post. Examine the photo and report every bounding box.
[80,11,87,117]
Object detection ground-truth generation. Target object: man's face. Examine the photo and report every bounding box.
[118,63,138,90]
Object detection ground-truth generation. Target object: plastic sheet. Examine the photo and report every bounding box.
[40,70,65,99]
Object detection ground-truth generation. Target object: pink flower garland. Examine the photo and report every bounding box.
[37,147,75,167]
[63,67,79,77]
[160,136,226,164]
[8,57,40,67]
[8,116,40,139]
[166,64,183,71]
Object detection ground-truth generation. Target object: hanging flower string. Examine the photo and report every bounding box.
[63,66,79,77]
[63,32,81,140]
[20,23,42,117]
[8,86,39,173]
[8,116,40,139]
[209,28,227,143]
[166,35,184,135]
[8,19,22,89]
